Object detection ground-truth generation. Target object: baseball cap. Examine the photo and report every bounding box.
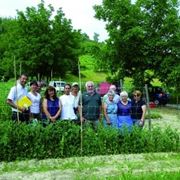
[72,82,79,87]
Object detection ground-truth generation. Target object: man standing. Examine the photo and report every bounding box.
[80,81,102,130]
[7,74,29,122]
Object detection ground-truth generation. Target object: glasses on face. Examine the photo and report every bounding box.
[88,85,93,88]
[134,94,140,97]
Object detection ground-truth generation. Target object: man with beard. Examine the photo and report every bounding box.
[80,81,102,130]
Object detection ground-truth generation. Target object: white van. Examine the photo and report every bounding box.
[49,81,66,92]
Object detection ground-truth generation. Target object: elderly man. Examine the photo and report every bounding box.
[80,81,102,130]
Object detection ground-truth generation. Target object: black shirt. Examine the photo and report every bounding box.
[131,99,146,119]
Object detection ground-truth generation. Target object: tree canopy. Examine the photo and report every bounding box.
[0,1,81,81]
[94,0,180,89]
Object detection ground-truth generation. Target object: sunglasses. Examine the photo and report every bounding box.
[134,94,140,97]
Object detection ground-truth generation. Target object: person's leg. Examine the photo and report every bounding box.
[12,111,18,121]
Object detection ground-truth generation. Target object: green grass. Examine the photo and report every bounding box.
[0,153,180,179]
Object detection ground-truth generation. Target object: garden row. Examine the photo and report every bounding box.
[0,120,179,161]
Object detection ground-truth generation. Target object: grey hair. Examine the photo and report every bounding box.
[85,81,94,88]
[120,91,128,97]
[107,90,115,97]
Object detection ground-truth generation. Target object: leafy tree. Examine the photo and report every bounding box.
[0,18,20,80]
[94,0,180,89]
[0,1,81,81]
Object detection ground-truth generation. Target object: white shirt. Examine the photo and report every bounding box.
[7,83,28,112]
[27,92,41,114]
[70,91,81,108]
[60,94,77,120]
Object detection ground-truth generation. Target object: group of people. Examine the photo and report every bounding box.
[103,87,146,131]
[7,74,146,130]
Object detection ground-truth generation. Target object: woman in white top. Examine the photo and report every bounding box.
[60,84,77,121]
[28,80,41,120]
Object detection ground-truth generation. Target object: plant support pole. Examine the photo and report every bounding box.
[14,56,19,122]
[78,59,83,155]
[145,84,151,130]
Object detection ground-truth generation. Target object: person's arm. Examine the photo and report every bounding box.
[42,98,52,120]
[7,99,25,112]
[51,98,62,121]
[140,104,146,123]
[103,103,111,125]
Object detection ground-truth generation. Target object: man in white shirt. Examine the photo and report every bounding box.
[60,84,77,121]
[7,74,29,122]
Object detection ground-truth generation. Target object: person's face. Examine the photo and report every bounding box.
[19,75,28,87]
[110,85,116,92]
[48,89,55,97]
[86,84,94,93]
[122,96,128,102]
[72,86,79,94]
[64,85,71,95]
[133,94,141,101]
[31,84,38,92]
[108,94,114,101]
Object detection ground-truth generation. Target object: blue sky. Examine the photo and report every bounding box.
[0,0,108,41]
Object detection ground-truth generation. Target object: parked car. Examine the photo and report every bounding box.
[49,81,66,92]
[149,86,170,105]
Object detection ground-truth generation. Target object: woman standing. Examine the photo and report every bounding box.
[28,80,41,120]
[117,91,132,131]
[42,86,61,125]
[131,90,146,127]
[103,90,118,128]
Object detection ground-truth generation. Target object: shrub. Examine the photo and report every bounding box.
[0,120,179,161]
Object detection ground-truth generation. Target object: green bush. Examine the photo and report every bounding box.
[0,120,179,161]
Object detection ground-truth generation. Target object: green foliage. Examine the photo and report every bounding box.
[0,121,179,162]
[0,1,81,80]
[94,0,180,89]
[145,112,162,119]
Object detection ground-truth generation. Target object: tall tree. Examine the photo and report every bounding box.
[0,1,81,80]
[94,0,180,88]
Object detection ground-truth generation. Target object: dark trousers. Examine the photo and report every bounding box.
[12,111,30,123]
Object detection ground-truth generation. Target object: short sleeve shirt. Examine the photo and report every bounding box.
[82,91,102,121]
[131,99,146,119]
[7,83,28,112]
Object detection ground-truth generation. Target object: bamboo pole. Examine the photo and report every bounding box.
[14,56,19,122]
[145,84,151,131]
[78,59,83,155]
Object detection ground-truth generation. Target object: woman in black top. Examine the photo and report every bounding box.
[131,90,146,127]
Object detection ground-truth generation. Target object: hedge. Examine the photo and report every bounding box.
[0,120,179,161]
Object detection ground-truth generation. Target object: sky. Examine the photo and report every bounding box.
[0,0,108,41]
